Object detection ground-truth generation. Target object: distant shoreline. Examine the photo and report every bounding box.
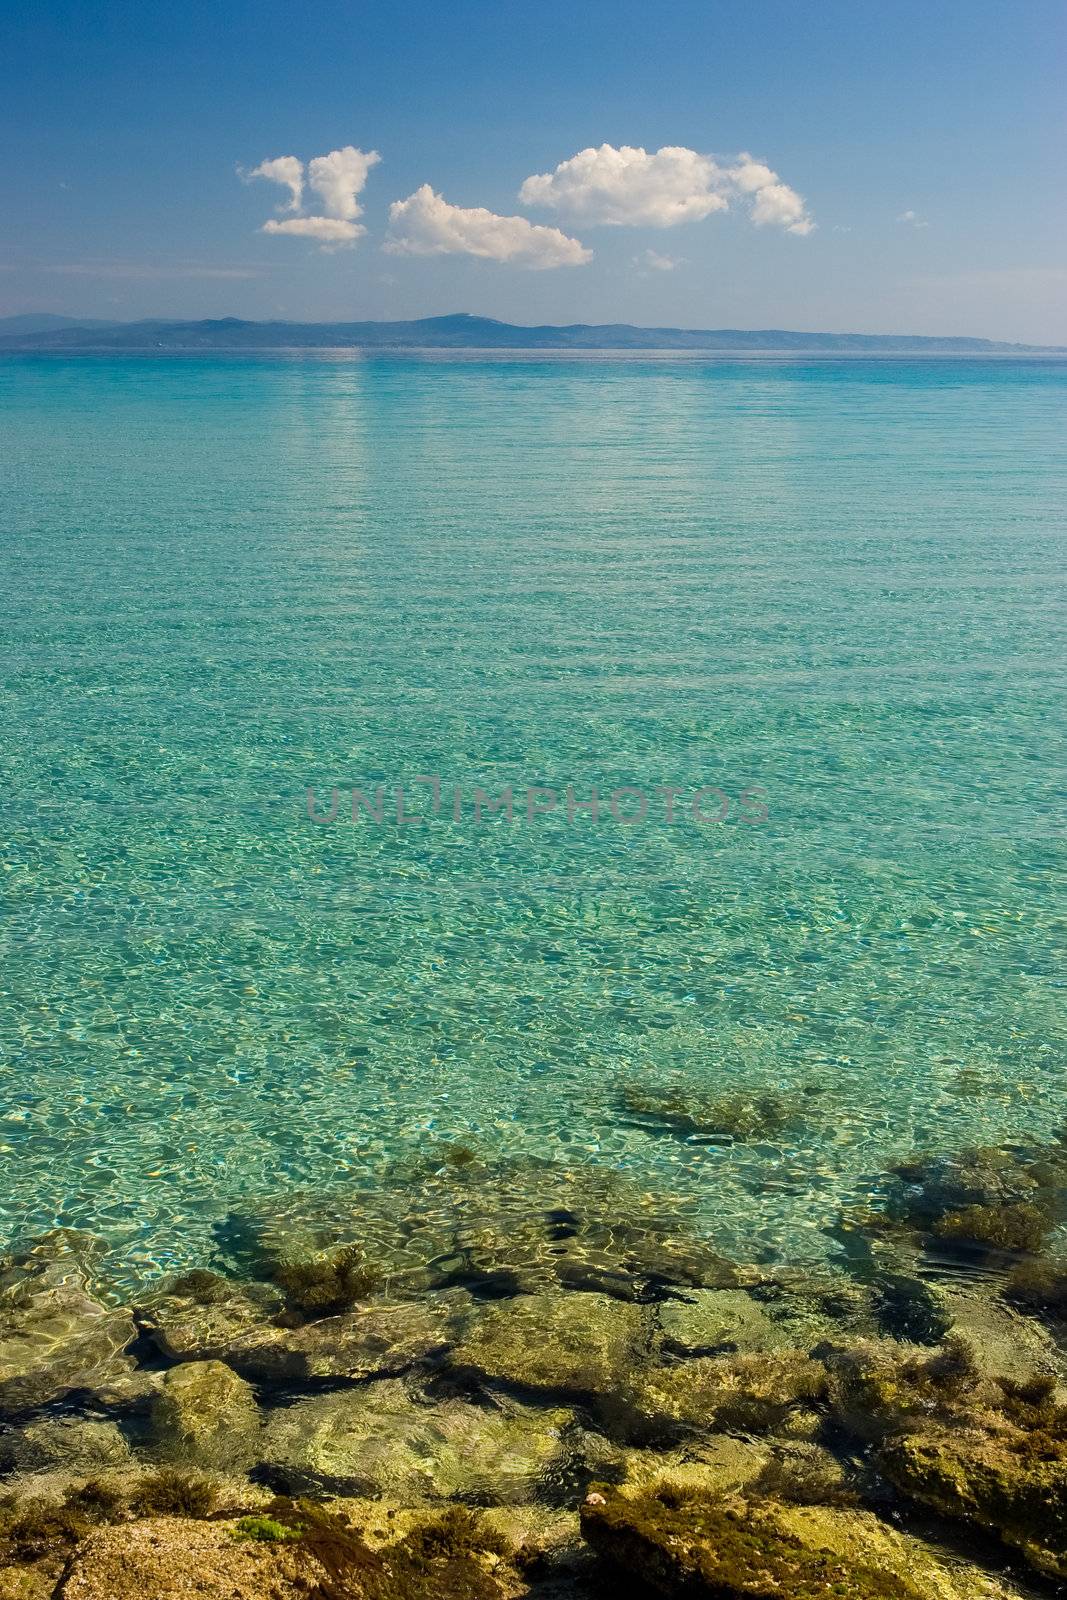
[4,345,1066,360]
[1,310,1061,355]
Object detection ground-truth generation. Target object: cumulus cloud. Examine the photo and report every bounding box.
[520,144,727,226]
[385,185,592,268]
[261,217,364,246]
[520,142,814,235]
[749,184,814,235]
[897,209,929,228]
[244,145,380,251]
[307,146,381,220]
[243,155,304,213]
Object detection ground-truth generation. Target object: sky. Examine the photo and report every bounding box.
[1,0,1065,341]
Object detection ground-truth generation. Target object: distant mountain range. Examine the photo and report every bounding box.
[0,312,1061,354]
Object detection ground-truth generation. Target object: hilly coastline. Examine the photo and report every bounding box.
[0,310,1059,353]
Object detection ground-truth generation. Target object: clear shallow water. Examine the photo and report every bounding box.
[1,353,1065,1291]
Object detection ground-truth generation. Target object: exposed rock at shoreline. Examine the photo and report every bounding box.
[580,1485,927,1599]
[56,1515,317,1600]
[55,1503,521,1600]
[880,1428,1067,1581]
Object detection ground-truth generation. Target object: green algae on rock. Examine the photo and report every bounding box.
[879,1430,1067,1581]
[232,1513,304,1542]
[579,1485,925,1599]
[624,1349,828,1442]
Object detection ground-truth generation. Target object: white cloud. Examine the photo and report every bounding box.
[520,144,727,226]
[244,145,380,251]
[307,146,380,220]
[243,155,304,213]
[897,209,929,228]
[748,181,814,235]
[519,142,814,236]
[634,248,683,272]
[385,185,592,268]
[261,217,364,247]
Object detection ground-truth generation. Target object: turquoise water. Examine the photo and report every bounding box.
[1,353,1065,1289]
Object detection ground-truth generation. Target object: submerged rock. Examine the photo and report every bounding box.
[621,1078,807,1142]
[222,1297,460,1383]
[0,1234,135,1414]
[449,1291,651,1402]
[260,1378,584,1503]
[0,1416,129,1476]
[149,1360,261,1469]
[825,1331,1067,1579]
[140,1265,460,1383]
[220,1156,735,1306]
[1004,1255,1067,1321]
[137,1270,285,1362]
[620,1434,771,1497]
[892,1142,1067,1224]
[941,1285,1061,1384]
[269,1243,383,1319]
[658,1289,789,1357]
[851,1139,1067,1262]
[824,1336,980,1444]
[769,1500,1028,1600]
[741,1271,877,1350]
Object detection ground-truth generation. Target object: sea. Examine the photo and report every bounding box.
[1,351,1064,1292]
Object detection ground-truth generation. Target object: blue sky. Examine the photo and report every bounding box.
[1,0,1065,339]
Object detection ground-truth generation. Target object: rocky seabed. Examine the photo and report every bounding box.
[2,1132,1067,1599]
